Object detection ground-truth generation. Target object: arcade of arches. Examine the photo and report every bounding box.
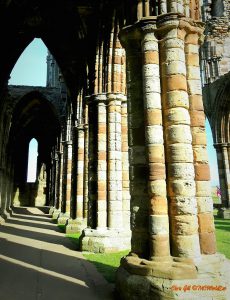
[0,0,230,299]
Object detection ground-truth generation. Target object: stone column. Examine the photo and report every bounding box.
[55,151,62,210]
[58,141,72,225]
[66,141,72,215]
[87,98,97,229]
[121,97,131,230]
[215,143,229,208]
[222,143,230,207]
[107,93,123,229]
[141,19,170,259]
[158,15,201,259]
[185,29,216,254]
[76,125,85,219]
[66,125,86,233]
[123,35,149,257]
[96,94,107,229]
[83,123,89,220]
[52,150,62,220]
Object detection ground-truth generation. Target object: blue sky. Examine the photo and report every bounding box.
[9,38,220,187]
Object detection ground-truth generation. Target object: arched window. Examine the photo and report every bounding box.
[27,138,38,183]
[9,38,47,86]
[205,119,220,202]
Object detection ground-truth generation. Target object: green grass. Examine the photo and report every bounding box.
[66,232,81,250]
[57,224,65,232]
[83,250,130,283]
[214,216,230,259]
[56,211,230,284]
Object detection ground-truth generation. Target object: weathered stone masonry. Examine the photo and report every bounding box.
[0,1,230,299]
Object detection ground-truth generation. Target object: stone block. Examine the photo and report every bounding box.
[168,179,196,197]
[166,125,192,144]
[171,215,198,235]
[168,163,195,180]
[143,51,159,64]
[148,144,165,163]
[170,196,197,215]
[167,144,193,162]
[198,213,215,233]
[171,234,201,258]
[164,74,187,91]
[199,232,217,254]
[149,215,169,235]
[194,164,210,180]
[165,107,190,126]
[150,196,168,215]
[163,90,189,109]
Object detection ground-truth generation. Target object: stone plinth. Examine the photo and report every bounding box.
[49,207,55,215]
[66,218,87,234]
[57,213,70,225]
[0,215,5,225]
[81,228,131,253]
[116,254,230,299]
[217,208,230,219]
[51,209,61,221]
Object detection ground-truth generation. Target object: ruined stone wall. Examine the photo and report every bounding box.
[201,0,230,84]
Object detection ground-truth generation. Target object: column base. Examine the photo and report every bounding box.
[0,210,10,221]
[0,215,5,225]
[217,208,230,219]
[57,212,70,225]
[49,206,55,215]
[81,228,131,253]
[51,209,61,221]
[116,253,230,299]
[66,218,87,234]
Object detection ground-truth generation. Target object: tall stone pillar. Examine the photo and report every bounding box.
[215,143,229,208]
[158,15,201,260]
[83,123,89,221]
[107,93,123,229]
[116,14,230,300]
[141,20,170,259]
[221,143,230,207]
[52,150,62,220]
[185,29,216,253]
[121,98,130,230]
[58,140,72,225]
[82,93,131,253]
[66,125,87,233]
[96,94,108,230]
[121,31,150,257]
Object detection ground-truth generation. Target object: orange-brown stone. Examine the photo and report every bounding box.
[195,164,211,180]
[199,232,217,254]
[164,75,187,91]
[198,213,215,233]
[143,51,159,65]
[149,196,168,215]
[146,109,162,126]
[149,163,166,180]
[190,110,205,127]
[186,53,199,66]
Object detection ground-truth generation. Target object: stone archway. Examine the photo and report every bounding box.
[203,74,230,211]
[0,1,230,299]
[7,88,61,208]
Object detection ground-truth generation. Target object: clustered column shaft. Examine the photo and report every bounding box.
[96,94,107,229]
[121,98,130,230]
[185,31,216,254]
[141,20,170,259]
[159,17,201,259]
[107,94,123,229]
[76,125,85,219]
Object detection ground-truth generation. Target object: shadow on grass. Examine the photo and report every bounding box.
[215,225,230,232]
